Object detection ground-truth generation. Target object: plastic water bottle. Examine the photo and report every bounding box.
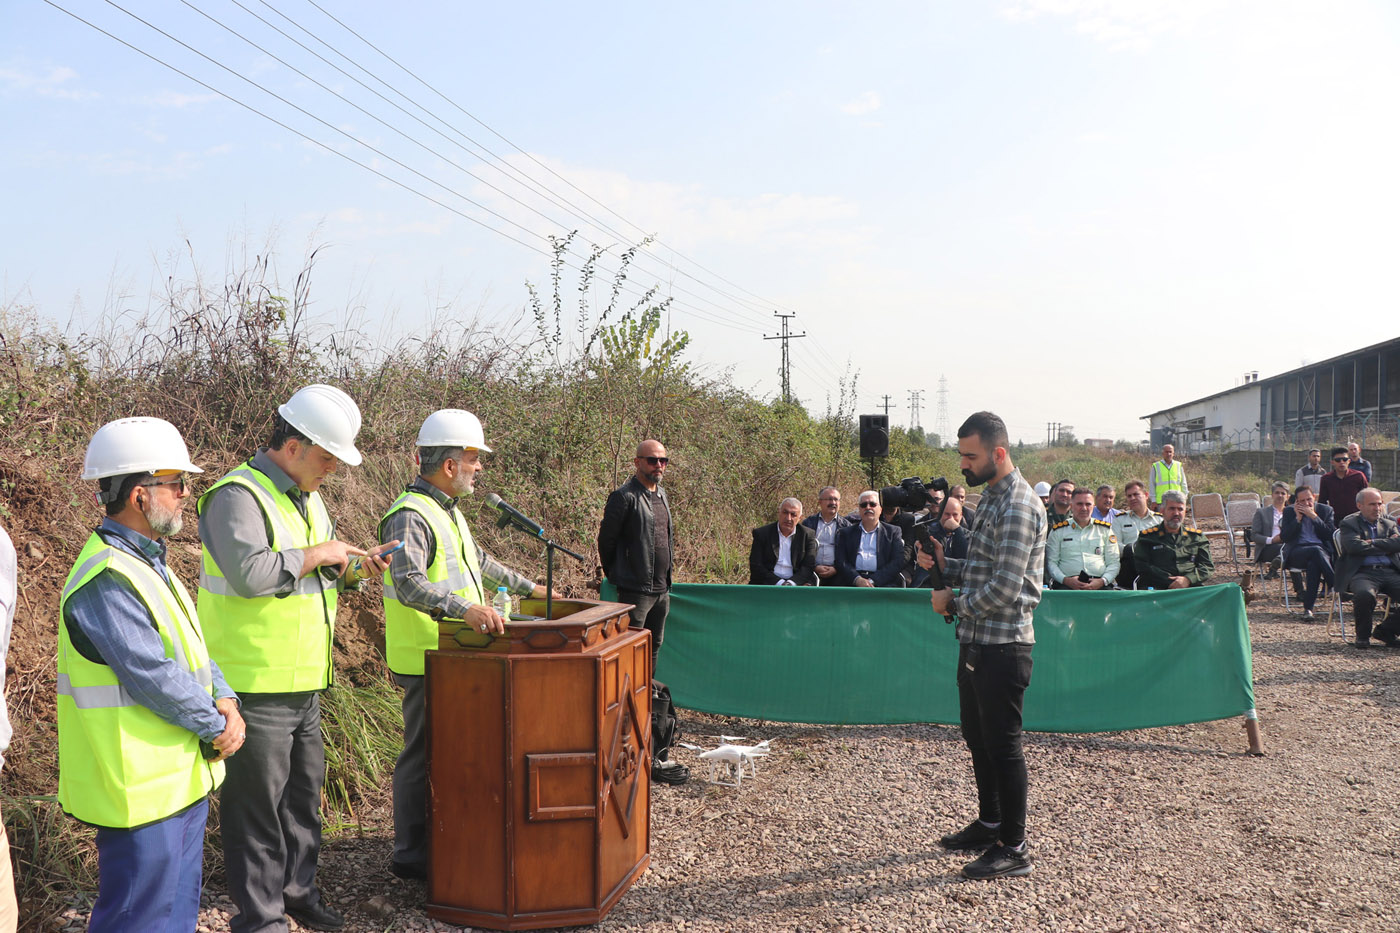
[492,586,512,621]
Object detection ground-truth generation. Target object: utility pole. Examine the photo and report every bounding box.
[880,395,893,417]
[1046,423,1052,447]
[763,312,806,404]
[908,389,924,431]
[936,375,950,444]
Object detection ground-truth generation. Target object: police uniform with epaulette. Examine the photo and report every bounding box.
[1046,518,1120,588]
[1130,524,1215,589]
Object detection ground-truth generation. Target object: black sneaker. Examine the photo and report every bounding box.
[939,819,1001,850]
[1350,639,1370,650]
[961,843,1033,879]
[1372,631,1400,648]
[286,900,345,931]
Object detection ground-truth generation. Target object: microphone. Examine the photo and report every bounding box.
[485,493,545,538]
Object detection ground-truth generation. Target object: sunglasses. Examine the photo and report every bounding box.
[860,502,879,509]
[639,456,668,465]
[139,476,189,493]
[1333,457,1349,462]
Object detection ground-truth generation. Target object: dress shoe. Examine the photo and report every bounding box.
[286,900,345,931]
[390,860,427,881]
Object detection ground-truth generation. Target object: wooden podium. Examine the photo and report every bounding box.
[424,598,651,930]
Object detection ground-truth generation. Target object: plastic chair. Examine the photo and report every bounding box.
[1386,500,1400,517]
[1228,492,1261,504]
[1328,529,1392,641]
[1190,493,1236,564]
[1225,499,1258,561]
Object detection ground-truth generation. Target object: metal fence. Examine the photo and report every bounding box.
[1170,414,1400,458]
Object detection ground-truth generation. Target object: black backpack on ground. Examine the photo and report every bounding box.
[650,680,689,785]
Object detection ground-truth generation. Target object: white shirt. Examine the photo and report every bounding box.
[813,518,840,566]
[774,529,795,582]
[855,527,879,571]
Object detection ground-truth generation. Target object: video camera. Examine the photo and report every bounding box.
[879,477,954,604]
[879,476,950,512]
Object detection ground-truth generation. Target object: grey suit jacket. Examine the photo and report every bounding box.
[1335,512,1400,595]
[1250,504,1283,547]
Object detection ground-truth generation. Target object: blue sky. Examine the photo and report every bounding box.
[4,1,1400,443]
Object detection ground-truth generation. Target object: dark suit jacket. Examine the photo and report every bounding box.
[1281,501,1336,566]
[1335,512,1400,595]
[834,521,905,587]
[749,522,817,585]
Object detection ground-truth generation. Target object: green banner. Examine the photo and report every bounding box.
[603,583,1254,732]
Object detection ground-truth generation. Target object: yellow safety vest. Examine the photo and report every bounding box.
[379,490,485,676]
[197,463,337,693]
[1151,460,1186,499]
[57,532,223,828]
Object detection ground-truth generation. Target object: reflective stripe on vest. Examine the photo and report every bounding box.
[57,533,223,828]
[197,463,337,693]
[1152,461,1184,495]
[379,491,485,676]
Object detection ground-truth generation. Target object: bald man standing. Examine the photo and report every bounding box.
[599,440,675,668]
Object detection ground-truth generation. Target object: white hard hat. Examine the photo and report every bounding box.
[416,409,491,452]
[82,417,204,482]
[277,384,363,466]
[1033,481,1051,496]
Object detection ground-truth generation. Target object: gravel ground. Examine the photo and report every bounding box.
[52,554,1400,932]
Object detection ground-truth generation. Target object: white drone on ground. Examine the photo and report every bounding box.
[678,736,773,787]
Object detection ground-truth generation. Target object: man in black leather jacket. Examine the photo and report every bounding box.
[599,440,674,666]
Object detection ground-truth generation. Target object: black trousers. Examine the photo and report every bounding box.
[617,588,669,669]
[956,642,1034,847]
[1349,566,1400,641]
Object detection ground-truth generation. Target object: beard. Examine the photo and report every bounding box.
[451,469,475,497]
[144,497,184,537]
[961,464,995,488]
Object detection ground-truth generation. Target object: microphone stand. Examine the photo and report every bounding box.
[495,512,585,619]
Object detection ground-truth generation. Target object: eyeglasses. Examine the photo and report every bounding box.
[859,502,879,509]
[139,476,189,493]
[639,456,669,465]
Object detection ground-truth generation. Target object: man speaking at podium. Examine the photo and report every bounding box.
[928,411,1047,880]
[378,409,553,882]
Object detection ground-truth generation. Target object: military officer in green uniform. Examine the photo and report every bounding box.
[1046,488,1119,589]
[1131,490,1214,589]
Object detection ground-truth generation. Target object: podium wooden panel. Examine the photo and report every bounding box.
[424,598,651,930]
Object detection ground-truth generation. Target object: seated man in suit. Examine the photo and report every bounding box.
[749,497,817,586]
[802,486,849,585]
[1281,485,1336,622]
[835,490,905,587]
[1336,488,1400,649]
[1250,482,1289,578]
[1132,491,1214,589]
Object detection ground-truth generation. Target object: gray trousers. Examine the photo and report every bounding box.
[220,692,326,933]
[391,673,428,870]
[617,588,669,669]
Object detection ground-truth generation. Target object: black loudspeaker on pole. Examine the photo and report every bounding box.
[859,414,889,491]
[859,414,890,458]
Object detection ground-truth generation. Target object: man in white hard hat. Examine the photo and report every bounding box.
[198,385,397,933]
[59,417,245,933]
[377,409,555,881]
[1032,482,1051,506]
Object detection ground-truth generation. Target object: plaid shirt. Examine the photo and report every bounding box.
[945,468,1046,645]
[380,478,535,620]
